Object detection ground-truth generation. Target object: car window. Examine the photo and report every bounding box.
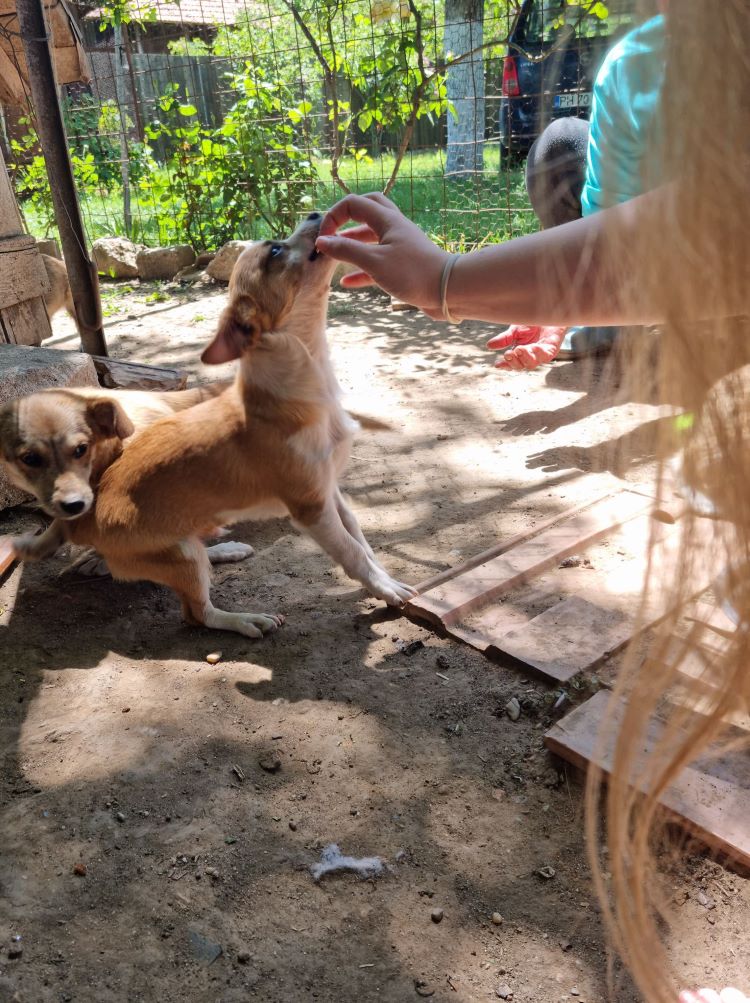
[524,0,635,45]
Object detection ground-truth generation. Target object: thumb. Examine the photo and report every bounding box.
[316,234,377,272]
[486,327,518,350]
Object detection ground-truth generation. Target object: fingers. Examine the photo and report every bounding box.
[339,270,376,288]
[323,223,381,245]
[495,341,558,371]
[315,234,380,274]
[319,192,397,238]
[486,325,538,350]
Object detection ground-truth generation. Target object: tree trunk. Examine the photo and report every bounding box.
[444,0,485,178]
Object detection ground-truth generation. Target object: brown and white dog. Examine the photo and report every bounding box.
[6,213,414,637]
[41,254,77,333]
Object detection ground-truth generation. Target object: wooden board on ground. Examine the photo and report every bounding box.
[0,535,17,577]
[545,688,750,869]
[650,601,750,732]
[93,356,187,391]
[406,485,727,683]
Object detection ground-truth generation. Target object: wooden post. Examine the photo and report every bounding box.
[0,144,52,345]
[16,0,107,357]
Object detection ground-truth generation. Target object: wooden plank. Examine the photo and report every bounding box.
[93,357,187,391]
[545,689,750,869]
[0,296,52,346]
[0,247,50,310]
[0,535,17,577]
[483,516,725,682]
[412,484,621,597]
[651,603,750,732]
[408,490,653,628]
[497,596,634,682]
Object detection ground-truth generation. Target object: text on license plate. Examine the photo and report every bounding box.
[554,92,592,109]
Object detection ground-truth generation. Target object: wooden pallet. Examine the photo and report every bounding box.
[405,485,726,683]
[544,688,750,869]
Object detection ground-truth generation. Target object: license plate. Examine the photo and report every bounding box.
[554,92,592,109]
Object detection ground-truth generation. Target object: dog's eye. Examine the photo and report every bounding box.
[20,451,43,468]
[269,244,284,259]
[73,443,88,459]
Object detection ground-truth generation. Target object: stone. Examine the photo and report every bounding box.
[206,652,222,665]
[136,244,195,281]
[0,345,98,510]
[496,986,513,1000]
[491,912,503,925]
[258,753,281,773]
[505,697,521,722]
[430,908,444,923]
[205,240,255,283]
[92,236,140,279]
[188,929,223,965]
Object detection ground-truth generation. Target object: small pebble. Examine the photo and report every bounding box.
[491,912,503,926]
[206,651,222,665]
[537,865,556,880]
[496,985,513,1000]
[415,980,435,997]
[121,707,130,714]
[430,908,444,924]
[115,811,126,824]
[258,753,281,773]
[72,863,87,877]
[237,950,251,964]
[505,697,521,722]
[289,821,298,831]
[436,654,450,670]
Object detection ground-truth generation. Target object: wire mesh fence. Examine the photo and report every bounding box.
[1,0,654,255]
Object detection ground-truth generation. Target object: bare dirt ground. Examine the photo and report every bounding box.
[1,282,747,1003]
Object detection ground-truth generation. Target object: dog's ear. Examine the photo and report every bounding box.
[201,297,260,365]
[0,401,18,460]
[86,399,135,440]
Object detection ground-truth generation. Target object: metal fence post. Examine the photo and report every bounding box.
[16,0,107,357]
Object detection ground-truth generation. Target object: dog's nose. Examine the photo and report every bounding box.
[60,499,85,516]
[307,211,322,221]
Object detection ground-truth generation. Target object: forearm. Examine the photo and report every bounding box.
[446,186,748,327]
[447,196,647,326]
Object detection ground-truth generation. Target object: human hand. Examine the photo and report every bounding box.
[679,990,750,1003]
[317,192,449,318]
[486,325,568,370]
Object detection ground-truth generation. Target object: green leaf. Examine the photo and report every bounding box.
[179,104,198,117]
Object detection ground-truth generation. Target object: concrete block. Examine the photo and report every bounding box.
[0,345,98,510]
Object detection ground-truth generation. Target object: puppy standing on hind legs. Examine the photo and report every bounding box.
[59,213,414,638]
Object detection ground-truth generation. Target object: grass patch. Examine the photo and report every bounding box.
[19,148,535,252]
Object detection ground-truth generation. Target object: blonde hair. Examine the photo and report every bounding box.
[586,3,750,999]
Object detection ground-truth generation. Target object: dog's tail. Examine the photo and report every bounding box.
[159,380,233,412]
[347,410,393,432]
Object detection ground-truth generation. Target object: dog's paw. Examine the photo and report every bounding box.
[12,533,46,562]
[75,555,111,578]
[229,611,285,638]
[205,541,255,564]
[367,574,418,607]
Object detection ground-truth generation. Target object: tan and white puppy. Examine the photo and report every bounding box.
[0,382,250,569]
[9,213,414,637]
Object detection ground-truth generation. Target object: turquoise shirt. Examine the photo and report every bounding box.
[581,15,666,217]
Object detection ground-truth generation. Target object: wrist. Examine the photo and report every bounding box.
[439,252,463,323]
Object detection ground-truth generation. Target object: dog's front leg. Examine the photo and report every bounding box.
[12,520,66,562]
[293,497,416,606]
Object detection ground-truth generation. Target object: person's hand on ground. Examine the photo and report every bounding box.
[317,193,449,318]
[487,325,568,370]
[680,990,750,1003]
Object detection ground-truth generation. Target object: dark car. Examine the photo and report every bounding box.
[499,0,638,155]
